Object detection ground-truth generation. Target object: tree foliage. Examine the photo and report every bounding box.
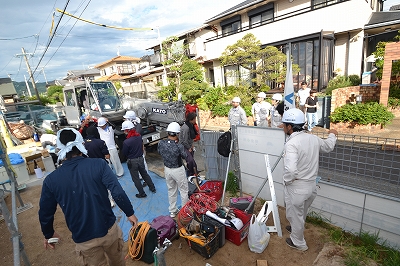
[219,33,300,89]
[157,36,209,103]
[372,31,400,80]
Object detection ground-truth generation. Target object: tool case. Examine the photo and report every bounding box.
[229,196,254,213]
[150,215,177,246]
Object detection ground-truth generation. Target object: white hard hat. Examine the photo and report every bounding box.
[257,92,266,98]
[229,217,244,230]
[123,110,137,120]
[272,93,283,101]
[282,108,305,124]
[97,117,107,126]
[232,97,241,103]
[166,122,181,133]
[121,120,134,130]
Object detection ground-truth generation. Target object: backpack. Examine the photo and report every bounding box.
[217,131,232,157]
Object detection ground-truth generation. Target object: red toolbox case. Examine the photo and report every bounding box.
[225,208,252,246]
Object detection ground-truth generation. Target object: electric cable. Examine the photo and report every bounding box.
[34,0,91,81]
[56,8,153,31]
[0,35,37,41]
[30,0,70,80]
[126,221,150,260]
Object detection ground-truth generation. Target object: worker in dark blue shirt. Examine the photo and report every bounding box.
[39,128,138,265]
[121,121,156,198]
[84,126,110,160]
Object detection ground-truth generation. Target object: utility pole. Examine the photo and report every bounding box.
[16,47,42,104]
[41,67,48,85]
[24,75,32,97]
[156,26,168,87]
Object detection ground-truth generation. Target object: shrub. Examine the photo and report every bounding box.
[348,75,361,86]
[226,171,239,196]
[388,97,400,108]
[325,75,353,96]
[330,102,394,126]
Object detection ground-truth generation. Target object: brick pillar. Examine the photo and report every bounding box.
[380,42,400,107]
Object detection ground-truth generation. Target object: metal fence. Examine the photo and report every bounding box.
[201,130,400,200]
[314,132,400,200]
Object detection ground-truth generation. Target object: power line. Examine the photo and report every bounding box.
[0,35,37,41]
[30,0,70,79]
[36,0,92,81]
[56,8,153,31]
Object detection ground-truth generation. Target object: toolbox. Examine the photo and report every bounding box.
[225,208,252,246]
[202,214,226,247]
[150,215,177,246]
[229,196,254,213]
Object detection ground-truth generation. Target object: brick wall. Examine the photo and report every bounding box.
[330,85,381,113]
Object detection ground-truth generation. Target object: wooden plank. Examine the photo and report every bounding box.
[256,260,268,266]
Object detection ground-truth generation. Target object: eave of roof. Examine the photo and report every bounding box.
[94,55,141,68]
[365,11,400,29]
[205,0,264,23]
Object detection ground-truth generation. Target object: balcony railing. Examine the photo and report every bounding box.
[206,0,349,42]
[117,65,136,75]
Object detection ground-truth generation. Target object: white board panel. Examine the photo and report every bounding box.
[362,209,400,235]
[317,183,365,208]
[309,207,362,233]
[237,126,285,155]
[364,194,400,218]
[361,225,400,248]
[311,195,363,224]
[239,150,284,184]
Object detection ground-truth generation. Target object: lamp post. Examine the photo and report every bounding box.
[155,26,168,86]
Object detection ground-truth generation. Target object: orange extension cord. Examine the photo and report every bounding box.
[125,221,151,260]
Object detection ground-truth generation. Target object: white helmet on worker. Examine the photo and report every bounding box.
[232,97,241,103]
[97,117,107,127]
[123,110,136,120]
[272,93,283,101]
[257,92,266,99]
[121,120,134,130]
[166,122,181,133]
[282,108,305,124]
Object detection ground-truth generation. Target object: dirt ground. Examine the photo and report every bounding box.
[0,184,346,266]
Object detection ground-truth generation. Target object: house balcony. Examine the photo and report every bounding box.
[149,53,162,66]
[117,65,136,75]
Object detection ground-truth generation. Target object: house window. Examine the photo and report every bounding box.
[248,3,274,28]
[312,0,342,9]
[220,15,241,37]
[224,65,252,86]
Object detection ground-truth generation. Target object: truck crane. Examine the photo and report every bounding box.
[60,79,186,146]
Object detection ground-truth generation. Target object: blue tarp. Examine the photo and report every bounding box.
[0,153,24,167]
[113,163,182,242]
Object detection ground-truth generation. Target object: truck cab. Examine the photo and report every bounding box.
[63,80,126,126]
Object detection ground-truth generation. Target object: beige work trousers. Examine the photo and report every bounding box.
[164,165,189,214]
[75,223,125,266]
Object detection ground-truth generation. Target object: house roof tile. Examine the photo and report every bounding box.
[94,55,141,68]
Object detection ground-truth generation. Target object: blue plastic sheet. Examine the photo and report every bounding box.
[0,153,24,166]
[113,163,182,242]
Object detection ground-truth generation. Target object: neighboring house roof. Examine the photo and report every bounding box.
[390,4,400,11]
[365,11,400,29]
[205,0,264,23]
[67,69,100,77]
[95,55,141,68]
[0,78,17,96]
[95,74,123,81]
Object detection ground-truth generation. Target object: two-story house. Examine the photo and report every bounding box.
[94,55,141,86]
[202,0,386,91]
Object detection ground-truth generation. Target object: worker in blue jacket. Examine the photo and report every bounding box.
[39,128,137,265]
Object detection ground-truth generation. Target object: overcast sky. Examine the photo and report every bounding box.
[0,0,399,83]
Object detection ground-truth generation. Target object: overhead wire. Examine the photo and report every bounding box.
[30,0,71,80]
[35,0,92,80]
[56,8,153,31]
[0,35,37,41]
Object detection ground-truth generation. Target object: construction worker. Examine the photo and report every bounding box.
[157,122,189,218]
[281,108,338,251]
[228,97,248,127]
[270,93,284,128]
[97,117,124,178]
[179,112,199,176]
[39,128,137,265]
[251,92,271,127]
[121,121,156,198]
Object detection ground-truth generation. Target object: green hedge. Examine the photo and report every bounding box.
[330,102,394,126]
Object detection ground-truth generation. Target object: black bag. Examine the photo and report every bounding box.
[217,131,232,157]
